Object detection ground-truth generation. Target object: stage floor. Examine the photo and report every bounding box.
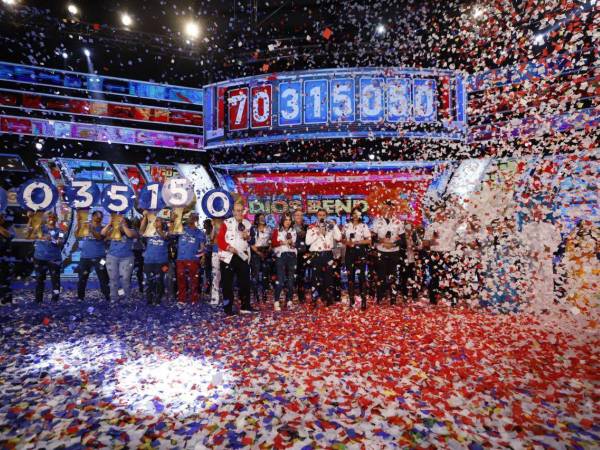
[0,292,598,449]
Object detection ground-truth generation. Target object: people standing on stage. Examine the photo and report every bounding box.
[293,208,308,302]
[306,208,342,307]
[249,213,272,303]
[29,211,64,303]
[217,202,253,315]
[422,207,459,305]
[271,212,297,311]
[176,212,206,303]
[0,212,15,304]
[342,207,371,310]
[210,218,223,306]
[398,222,421,302]
[102,216,138,302]
[139,212,171,305]
[371,202,405,305]
[76,210,110,302]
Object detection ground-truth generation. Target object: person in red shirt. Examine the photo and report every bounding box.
[216,202,254,316]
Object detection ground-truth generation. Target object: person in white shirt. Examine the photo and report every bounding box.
[249,213,272,303]
[271,212,297,311]
[422,207,459,305]
[343,207,372,310]
[305,208,342,306]
[371,201,405,305]
[521,206,562,305]
[216,202,253,316]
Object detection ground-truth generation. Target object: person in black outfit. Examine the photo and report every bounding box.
[342,207,372,309]
[293,208,308,302]
[0,212,14,304]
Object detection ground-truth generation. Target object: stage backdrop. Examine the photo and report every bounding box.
[212,161,450,227]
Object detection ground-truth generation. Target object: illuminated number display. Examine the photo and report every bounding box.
[303,79,328,124]
[330,78,355,123]
[386,78,412,123]
[203,68,466,147]
[228,87,249,131]
[413,79,437,122]
[278,81,302,126]
[251,85,272,128]
[360,78,385,122]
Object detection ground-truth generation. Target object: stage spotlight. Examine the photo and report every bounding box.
[2,0,17,6]
[184,21,200,39]
[67,4,78,15]
[83,48,91,57]
[376,24,385,35]
[61,52,68,59]
[368,154,375,160]
[120,12,132,27]
[35,141,43,150]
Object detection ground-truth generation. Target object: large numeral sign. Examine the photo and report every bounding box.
[101,184,135,213]
[228,87,249,131]
[331,78,355,123]
[304,79,328,124]
[413,79,437,122]
[278,81,302,126]
[138,183,166,211]
[162,178,194,207]
[17,179,59,211]
[387,78,412,122]
[201,189,234,219]
[251,85,272,128]
[64,181,100,209]
[360,78,385,122]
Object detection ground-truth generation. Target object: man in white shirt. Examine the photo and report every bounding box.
[305,208,342,306]
[422,207,459,305]
[371,201,405,305]
[216,202,254,316]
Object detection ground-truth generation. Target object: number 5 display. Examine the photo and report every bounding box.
[101,184,135,213]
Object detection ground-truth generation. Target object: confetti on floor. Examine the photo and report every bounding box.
[1,292,598,449]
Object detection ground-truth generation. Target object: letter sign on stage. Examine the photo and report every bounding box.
[330,78,355,123]
[251,85,272,128]
[228,87,249,131]
[304,79,328,124]
[278,81,302,126]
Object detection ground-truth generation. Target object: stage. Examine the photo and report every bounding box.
[1,295,597,449]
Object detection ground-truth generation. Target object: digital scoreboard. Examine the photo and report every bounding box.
[203,67,467,148]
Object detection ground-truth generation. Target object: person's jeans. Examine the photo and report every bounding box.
[275,252,297,303]
[310,251,335,306]
[250,252,271,301]
[375,251,400,304]
[165,261,177,301]
[345,247,368,306]
[176,259,201,303]
[220,255,251,314]
[144,263,166,305]
[211,252,221,303]
[77,257,110,301]
[34,258,61,303]
[0,260,12,304]
[106,254,134,301]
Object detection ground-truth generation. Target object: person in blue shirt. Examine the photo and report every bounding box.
[140,212,171,305]
[0,212,15,304]
[76,210,110,302]
[28,211,64,303]
[102,216,138,302]
[176,212,206,303]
